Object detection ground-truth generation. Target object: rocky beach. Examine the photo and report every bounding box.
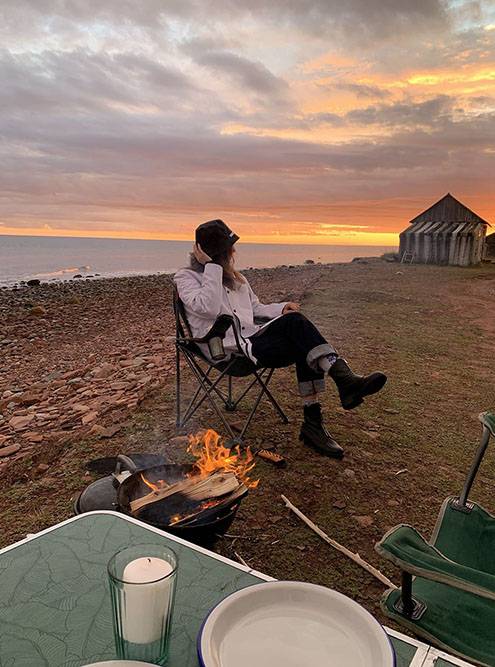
[0,263,328,475]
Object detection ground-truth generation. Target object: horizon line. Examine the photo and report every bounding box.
[0,230,399,248]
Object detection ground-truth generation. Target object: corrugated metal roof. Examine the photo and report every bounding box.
[409,193,490,227]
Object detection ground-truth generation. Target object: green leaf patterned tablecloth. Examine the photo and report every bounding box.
[0,513,259,666]
[0,511,426,666]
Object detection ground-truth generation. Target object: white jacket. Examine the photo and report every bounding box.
[174,263,287,361]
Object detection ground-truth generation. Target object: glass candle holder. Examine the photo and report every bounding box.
[108,544,178,665]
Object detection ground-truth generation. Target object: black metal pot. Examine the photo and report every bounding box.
[74,454,245,547]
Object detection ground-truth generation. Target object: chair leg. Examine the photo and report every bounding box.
[225,375,236,411]
[237,368,289,441]
[179,354,238,443]
[180,365,214,426]
[393,572,427,621]
[181,357,238,424]
[228,369,288,425]
[175,345,181,427]
[255,369,289,424]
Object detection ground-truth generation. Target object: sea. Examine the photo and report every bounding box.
[0,235,397,286]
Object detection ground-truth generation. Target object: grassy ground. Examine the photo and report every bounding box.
[1,259,494,627]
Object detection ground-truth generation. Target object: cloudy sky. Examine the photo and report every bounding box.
[1,1,494,245]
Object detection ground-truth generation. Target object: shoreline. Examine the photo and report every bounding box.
[0,255,392,291]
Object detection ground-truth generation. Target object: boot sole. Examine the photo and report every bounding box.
[299,433,344,459]
[342,373,387,410]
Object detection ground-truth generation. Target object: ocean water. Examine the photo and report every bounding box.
[0,235,397,286]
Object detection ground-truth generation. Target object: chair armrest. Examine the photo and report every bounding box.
[376,525,495,601]
[186,314,234,344]
[178,314,239,361]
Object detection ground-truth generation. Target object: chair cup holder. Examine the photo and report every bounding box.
[207,337,226,361]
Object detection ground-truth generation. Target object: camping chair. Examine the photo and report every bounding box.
[173,286,289,446]
[376,411,495,667]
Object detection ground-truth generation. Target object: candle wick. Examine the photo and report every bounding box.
[147,557,151,563]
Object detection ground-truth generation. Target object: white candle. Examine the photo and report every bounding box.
[121,556,174,644]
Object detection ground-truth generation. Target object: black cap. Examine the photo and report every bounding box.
[195,219,239,258]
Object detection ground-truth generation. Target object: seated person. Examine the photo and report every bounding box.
[174,219,387,459]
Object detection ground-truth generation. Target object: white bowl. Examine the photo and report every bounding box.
[82,662,157,666]
[198,581,395,667]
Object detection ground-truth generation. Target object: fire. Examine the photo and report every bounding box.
[187,429,259,489]
[140,474,167,493]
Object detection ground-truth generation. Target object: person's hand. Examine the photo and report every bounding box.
[193,242,212,265]
[283,302,300,314]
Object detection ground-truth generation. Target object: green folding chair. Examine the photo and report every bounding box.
[376,411,495,667]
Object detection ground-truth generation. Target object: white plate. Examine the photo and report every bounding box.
[198,581,395,667]
[82,662,157,666]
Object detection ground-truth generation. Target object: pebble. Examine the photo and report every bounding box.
[354,515,374,528]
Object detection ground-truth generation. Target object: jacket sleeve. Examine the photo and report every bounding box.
[246,278,287,320]
[174,265,224,318]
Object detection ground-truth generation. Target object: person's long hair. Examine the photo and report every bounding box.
[189,246,244,290]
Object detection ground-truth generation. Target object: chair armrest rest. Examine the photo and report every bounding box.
[178,314,238,361]
[376,525,495,601]
[188,314,234,344]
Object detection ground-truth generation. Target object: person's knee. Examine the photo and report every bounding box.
[285,311,306,322]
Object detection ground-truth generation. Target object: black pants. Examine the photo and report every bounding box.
[249,312,337,396]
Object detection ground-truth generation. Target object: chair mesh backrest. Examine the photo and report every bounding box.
[173,286,192,338]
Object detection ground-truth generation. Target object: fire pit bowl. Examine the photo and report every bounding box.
[74,453,248,547]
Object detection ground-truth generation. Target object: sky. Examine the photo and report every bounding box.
[0,1,494,246]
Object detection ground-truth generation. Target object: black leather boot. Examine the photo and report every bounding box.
[299,403,344,459]
[329,358,387,410]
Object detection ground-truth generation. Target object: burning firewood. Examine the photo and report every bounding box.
[130,471,240,514]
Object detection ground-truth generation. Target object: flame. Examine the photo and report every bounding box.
[187,429,259,489]
[140,474,168,493]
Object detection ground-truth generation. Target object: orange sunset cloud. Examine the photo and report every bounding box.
[0,0,493,245]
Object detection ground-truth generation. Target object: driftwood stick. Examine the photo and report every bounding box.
[130,472,239,514]
[281,494,396,589]
[234,551,249,568]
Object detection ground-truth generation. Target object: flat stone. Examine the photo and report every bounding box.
[0,443,21,457]
[89,424,106,437]
[332,499,347,510]
[92,363,115,379]
[24,432,44,443]
[100,425,121,438]
[9,414,34,430]
[18,391,41,406]
[72,403,90,413]
[82,411,98,425]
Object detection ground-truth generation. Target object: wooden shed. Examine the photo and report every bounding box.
[399,193,490,266]
[486,233,495,260]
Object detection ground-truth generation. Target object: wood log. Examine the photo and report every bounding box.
[130,471,239,514]
[281,494,396,589]
[171,483,248,527]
